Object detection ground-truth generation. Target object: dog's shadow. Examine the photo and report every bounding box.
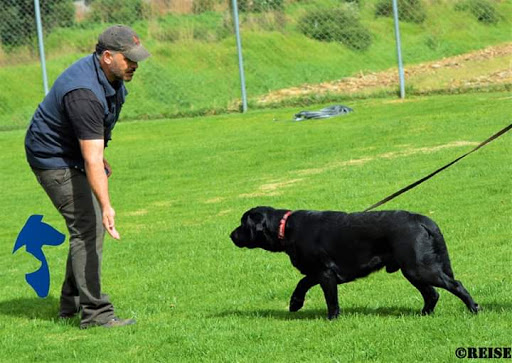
[0,296,60,322]
[215,305,419,321]
[479,301,512,314]
[216,301,512,321]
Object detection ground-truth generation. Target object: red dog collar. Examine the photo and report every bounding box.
[278,211,293,240]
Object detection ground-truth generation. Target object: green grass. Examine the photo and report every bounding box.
[0,1,511,129]
[0,92,511,361]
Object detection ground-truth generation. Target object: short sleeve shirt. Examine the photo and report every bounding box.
[63,89,105,140]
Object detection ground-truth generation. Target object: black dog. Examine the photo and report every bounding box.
[230,206,479,319]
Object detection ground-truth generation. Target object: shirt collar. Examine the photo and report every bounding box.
[92,54,121,98]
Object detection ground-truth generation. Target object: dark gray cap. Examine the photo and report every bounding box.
[98,25,150,62]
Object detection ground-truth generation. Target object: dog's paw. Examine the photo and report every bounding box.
[327,308,340,320]
[421,308,434,316]
[470,303,480,314]
[289,296,304,312]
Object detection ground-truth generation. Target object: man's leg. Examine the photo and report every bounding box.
[32,168,115,327]
[59,251,80,317]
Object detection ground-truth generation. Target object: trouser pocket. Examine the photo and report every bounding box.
[32,168,72,187]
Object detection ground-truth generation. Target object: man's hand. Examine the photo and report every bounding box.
[79,139,121,240]
[103,205,120,240]
[103,158,112,178]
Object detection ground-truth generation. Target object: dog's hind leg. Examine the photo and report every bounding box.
[403,273,439,315]
[433,273,480,313]
[289,275,318,312]
[405,268,479,314]
[319,269,340,320]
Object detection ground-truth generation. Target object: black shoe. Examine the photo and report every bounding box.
[58,313,77,319]
[80,317,136,329]
[58,309,80,319]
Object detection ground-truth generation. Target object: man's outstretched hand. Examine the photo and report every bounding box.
[103,206,120,240]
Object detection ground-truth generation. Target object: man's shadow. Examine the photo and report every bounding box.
[0,296,60,321]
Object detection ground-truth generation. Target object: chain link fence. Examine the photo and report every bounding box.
[242,0,512,105]
[0,0,511,130]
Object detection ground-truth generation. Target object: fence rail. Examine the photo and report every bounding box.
[0,0,511,130]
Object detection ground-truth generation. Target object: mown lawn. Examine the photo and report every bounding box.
[0,92,510,362]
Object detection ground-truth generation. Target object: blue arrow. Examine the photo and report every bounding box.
[13,215,65,298]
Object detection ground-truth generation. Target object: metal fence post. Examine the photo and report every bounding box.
[231,0,248,113]
[392,0,405,99]
[34,0,49,95]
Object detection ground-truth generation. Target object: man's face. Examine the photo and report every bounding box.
[107,51,138,82]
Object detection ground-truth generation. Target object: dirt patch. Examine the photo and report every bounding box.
[236,140,477,199]
[217,209,233,216]
[379,141,479,159]
[151,200,173,208]
[205,197,226,204]
[257,43,512,104]
[239,178,303,198]
[124,209,148,217]
[296,157,373,177]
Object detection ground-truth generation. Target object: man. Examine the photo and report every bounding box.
[25,25,150,329]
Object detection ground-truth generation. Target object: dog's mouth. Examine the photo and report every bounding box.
[230,229,244,246]
[230,228,255,248]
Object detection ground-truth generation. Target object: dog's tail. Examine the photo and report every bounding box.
[419,217,455,278]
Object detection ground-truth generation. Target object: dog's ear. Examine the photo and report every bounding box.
[248,212,266,232]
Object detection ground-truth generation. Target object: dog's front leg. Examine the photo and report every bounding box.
[290,275,318,312]
[319,269,340,320]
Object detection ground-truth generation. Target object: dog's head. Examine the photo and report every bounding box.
[230,206,284,252]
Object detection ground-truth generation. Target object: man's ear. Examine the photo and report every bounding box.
[103,50,115,65]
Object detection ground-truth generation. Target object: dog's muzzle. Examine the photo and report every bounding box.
[230,228,242,246]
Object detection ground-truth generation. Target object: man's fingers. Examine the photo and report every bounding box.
[103,213,120,240]
[105,223,120,240]
[107,226,121,240]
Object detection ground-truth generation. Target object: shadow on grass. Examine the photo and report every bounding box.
[0,296,60,321]
[214,305,419,320]
[215,300,512,320]
[478,301,512,313]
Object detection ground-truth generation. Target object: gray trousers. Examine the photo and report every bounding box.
[32,167,115,327]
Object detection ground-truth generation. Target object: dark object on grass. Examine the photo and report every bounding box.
[230,206,480,320]
[294,105,353,121]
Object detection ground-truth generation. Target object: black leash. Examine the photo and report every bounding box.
[365,123,512,212]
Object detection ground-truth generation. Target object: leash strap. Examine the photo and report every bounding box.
[365,123,512,212]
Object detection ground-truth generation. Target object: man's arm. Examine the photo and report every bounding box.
[64,89,120,239]
[79,139,120,240]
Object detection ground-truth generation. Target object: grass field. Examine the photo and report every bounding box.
[0,92,511,362]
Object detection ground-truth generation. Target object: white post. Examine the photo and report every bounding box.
[392,0,405,99]
[34,0,49,95]
[231,0,248,112]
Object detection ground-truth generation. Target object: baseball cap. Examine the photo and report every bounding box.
[97,25,150,62]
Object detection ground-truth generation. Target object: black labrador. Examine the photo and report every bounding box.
[230,206,479,319]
